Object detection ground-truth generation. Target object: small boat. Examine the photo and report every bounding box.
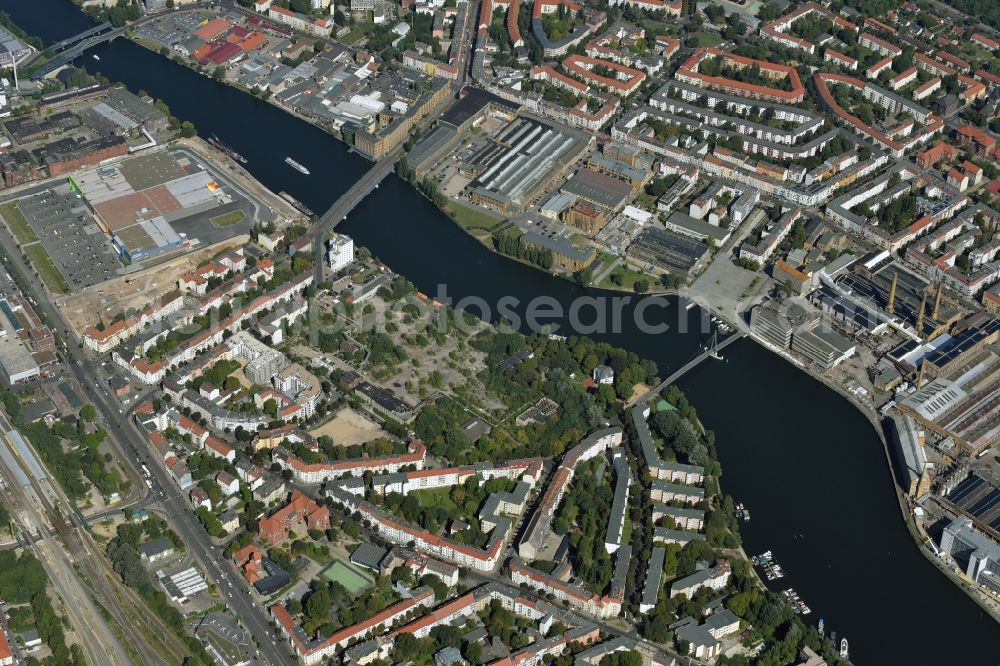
[92,54,100,60]
[278,191,314,217]
[840,638,849,659]
[286,157,310,175]
[685,301,696,311]
[208,134,247,164]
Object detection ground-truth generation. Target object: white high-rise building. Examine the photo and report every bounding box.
[327,233,354,273]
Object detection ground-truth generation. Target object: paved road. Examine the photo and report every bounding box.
[0,212,294,665]
[28,3,215,78]
[310,150,402,282]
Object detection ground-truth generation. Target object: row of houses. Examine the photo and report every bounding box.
[271,439,428,483]
[111,270,313,384]
[340,583,606,665]
[517,427,624,559]
[326,458,543,571]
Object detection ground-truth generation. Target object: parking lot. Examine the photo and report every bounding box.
[134,11,213,47]
[17,187,122,289]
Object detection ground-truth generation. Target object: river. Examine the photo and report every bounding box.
[4,1,998,662]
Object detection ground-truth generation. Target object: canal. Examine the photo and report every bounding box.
[4,1,998,662]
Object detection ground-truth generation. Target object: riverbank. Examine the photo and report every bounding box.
[122,27,359,154]
[120,8,699,296]
[748,327,1000,627]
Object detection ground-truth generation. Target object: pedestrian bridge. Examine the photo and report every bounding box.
[627,330,746,407]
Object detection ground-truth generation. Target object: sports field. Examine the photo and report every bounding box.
[320,560,373,594]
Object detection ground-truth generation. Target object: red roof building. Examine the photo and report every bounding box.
[860,32,902,57]
[956,125,997,156]
[239,32,268,52]
[936,50,971,73]
[758,2,856,54]
[561,54,645,96]
[194,18,231,41]
[971,33,999,50]
[916,140,958,168]
[865,55,893,79]
[0,629,12,666]
[676,48,805,103]
[199,42,244,65]
[975,69,1000,87]
[824,48,857,70]
[258,490,329,545]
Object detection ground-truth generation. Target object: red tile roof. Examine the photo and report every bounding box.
[562,54,645,92]
[936,50,971,72]
[825,49,857,65]
[194,18,231,41]
[976,69,1000,87]
[678,47,805,102]
[860,32,901,55]
[0,629,11,662]
[971,33,999,50]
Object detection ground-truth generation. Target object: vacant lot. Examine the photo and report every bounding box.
[309,407,388,445]
[444,200,504,235]
[57,235,249,336]
[211,210,246,228]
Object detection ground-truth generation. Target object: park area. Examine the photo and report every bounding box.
[320,559,373,594]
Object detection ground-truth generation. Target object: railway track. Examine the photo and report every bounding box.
[0,420,189,665]
[0,464,124,666]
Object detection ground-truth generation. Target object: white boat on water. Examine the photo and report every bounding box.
[92,54,100,60]
[840,638,849,659]
[285,157,310,175]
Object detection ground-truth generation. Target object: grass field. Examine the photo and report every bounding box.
[0,202,39,244]
[413,487,460,513]
[444,201,504,234]
[210,210,247,228]
[599,262,656,292]
[320,561,373,594]
[24,244,69,294]
[691,31,723,47]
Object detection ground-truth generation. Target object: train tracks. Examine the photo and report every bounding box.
[0,418,190,665]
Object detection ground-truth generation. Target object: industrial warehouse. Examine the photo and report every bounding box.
[68,149,253,264]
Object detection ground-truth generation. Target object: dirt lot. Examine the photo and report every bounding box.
[56,235,248,336]
[309,407,389,445]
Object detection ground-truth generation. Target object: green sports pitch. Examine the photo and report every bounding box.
[320,561,373,594]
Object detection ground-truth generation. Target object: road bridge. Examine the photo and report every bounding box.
[310,148,403,282]
[30,3,214,80]
[628,331,747,407]
[30,29,126,80]
[49,21,113,53]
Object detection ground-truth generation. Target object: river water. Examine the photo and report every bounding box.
[5,1,998,662]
